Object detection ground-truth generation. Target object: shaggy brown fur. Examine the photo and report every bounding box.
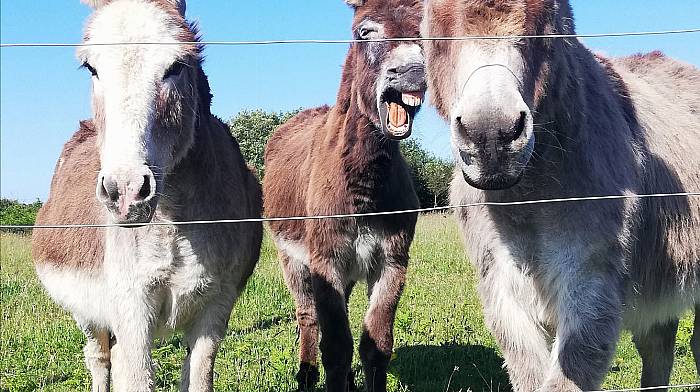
[423,0,700,391]
[263,1,423,391]
[32,121,105,270]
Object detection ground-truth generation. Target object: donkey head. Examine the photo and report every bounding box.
[423,0,570,190]
[345,0,426,140]
[78,0,203,224]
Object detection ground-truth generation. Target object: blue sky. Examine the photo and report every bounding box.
[1,1,699,202]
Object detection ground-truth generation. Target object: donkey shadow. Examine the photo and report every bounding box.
[389,344,511,392]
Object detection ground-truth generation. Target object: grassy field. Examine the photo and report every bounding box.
[0,214,696,391]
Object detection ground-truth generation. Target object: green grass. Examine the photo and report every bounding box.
[0,215,696,391]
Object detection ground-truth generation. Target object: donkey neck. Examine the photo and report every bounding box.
[330,52,401,161]
[327,88,401,188]
[525,39,645,192]
[155,70,224,218]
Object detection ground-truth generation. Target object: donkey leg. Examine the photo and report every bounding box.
[279,252,321,391]
[180,292,237,392]
[691,305,700,378]
[310,258,353,392]
[81,324,111,392]
[478,262,550,391]
[359,262,406,392]
[542,272,625,392]
[110,302,156,392]
[633,319,679,392]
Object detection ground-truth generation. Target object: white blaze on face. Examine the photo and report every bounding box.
[78,0,187,174]
[452,43,528,127]
[451,42,535,182]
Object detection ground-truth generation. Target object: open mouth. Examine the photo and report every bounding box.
[379,88,424,140]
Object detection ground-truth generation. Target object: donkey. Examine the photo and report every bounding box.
[31,1,263,391]
[422,1,700,391]
[263,1,425,391]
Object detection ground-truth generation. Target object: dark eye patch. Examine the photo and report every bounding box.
[81,61,98,78]
[163,61,186,80]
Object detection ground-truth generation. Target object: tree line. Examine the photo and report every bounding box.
[1,109,453,228]
[230,109,453,209]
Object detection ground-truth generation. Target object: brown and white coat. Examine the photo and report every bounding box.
[263,1,425,391]
[32,1,263,391]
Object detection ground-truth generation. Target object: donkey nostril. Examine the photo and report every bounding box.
[511,111,527,142]
[97,177,110,201]
[137,175,151,201]
[98,176,121,203]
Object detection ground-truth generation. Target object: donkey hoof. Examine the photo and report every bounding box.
[295,362,320,391]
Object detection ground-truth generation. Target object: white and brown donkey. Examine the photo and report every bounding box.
[423,0,700,391]
[31,1,263,391]
[263,0,425,391]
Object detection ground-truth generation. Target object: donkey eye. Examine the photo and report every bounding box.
[163,62,185,80]
[359,27,378,40]
[82,62,98,78]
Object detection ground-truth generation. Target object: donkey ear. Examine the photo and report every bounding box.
[345,0,365,7]
[165,0,186,16]
[80,0,111,8]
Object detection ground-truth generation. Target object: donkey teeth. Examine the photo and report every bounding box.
[401,92,424,107]
[388,102,408,128]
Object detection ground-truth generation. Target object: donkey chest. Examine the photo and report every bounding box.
[346,226,384,281]
[103,230,217,328]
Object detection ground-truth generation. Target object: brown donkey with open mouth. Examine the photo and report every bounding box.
[263,0,425,391]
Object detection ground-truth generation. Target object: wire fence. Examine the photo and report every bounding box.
[1,28,699,48]
[2,18,700,392]
[588,383,700,392]
[1,192,698,229]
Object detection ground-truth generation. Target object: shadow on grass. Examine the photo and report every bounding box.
[390,344,511,392]
[230,314,295,336]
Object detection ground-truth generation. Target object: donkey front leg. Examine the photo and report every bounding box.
[542,272,625,391]
[692,305,700,377]
[110,305,156,392]
[632,319,679,392]
[478,262,551,391]
[280,252,321,391]
[81,324,111,392]
[359,262,407,392]
[310,257,353,392]
[180,292,238,392]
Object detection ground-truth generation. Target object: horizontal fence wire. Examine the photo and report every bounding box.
[588,383,700,392]
[1,28,699,48]
[1,192,698,229]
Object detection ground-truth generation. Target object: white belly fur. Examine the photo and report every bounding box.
[36,227,217,333]
[274,226,383,283]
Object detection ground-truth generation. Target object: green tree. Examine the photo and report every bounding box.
[228,109,453,209]
[399,139,453,208]
[0,198,42,232]
[228,109,300,178]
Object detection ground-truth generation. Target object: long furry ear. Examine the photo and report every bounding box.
[165,0,186,16]
[80,0,112,9]
[345,0,365,7]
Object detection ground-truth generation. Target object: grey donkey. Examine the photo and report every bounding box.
[421,0,700,390]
